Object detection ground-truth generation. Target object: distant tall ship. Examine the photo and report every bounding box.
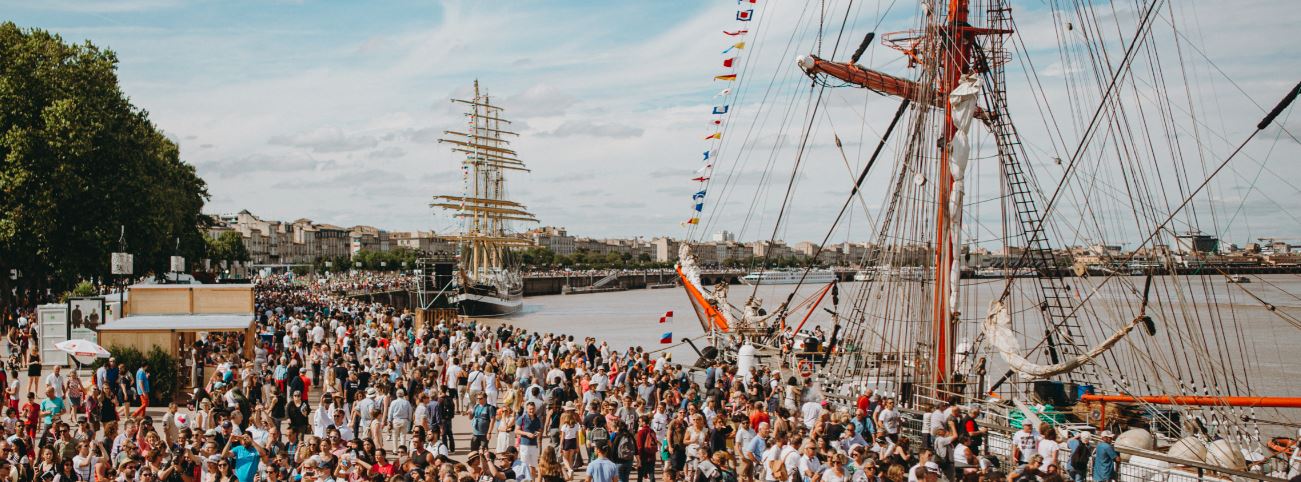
[433,81,535,317]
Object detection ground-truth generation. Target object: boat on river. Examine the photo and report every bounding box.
[432,81,534,317]
[739,270,835,285]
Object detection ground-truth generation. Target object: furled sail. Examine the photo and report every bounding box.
[983,300,1143,379]
[946,74,982,309]
[677,244,732,332]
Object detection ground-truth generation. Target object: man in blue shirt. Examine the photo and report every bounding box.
[222,433,267,482]
[132,365,150,418]
[516,402,544,475]
[38,387,63,431]
[745,422,770,480]
[1092,431,1120,482]
[587,441,620,482]
[1066,432,1091,482]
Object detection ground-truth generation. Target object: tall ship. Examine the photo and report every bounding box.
[433,81,535,317]
[675,0,1300,480]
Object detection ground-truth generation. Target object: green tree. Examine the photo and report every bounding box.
[206,231,250,264]
[0,23,209,307]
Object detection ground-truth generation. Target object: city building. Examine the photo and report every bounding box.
[1174,232,1219,254]
[529,226,576,256]
[652,237,680,263]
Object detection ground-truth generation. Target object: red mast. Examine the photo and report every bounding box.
[799,0,1009,388]
[932,0,977,386]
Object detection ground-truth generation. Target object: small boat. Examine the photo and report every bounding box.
[1227,275,1251,283]
[739,270,836,285]
[973,267,1040,278]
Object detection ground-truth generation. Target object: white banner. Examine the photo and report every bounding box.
[111,253,134,275]
[68,297,104,343]
[37,304,69,366]
[169,256,185,272]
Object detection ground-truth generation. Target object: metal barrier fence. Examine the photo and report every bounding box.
[893,409,1286,482]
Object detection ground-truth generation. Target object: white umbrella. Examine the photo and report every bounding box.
[55,339,111,365]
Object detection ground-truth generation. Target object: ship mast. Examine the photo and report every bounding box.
[435,80,536,282]
[800,0,1011,389]
[932,0,975,388]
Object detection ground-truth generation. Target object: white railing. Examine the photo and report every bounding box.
[893,409,1285,482]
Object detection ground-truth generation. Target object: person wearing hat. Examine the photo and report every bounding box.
[586,439,620,482]
[1091,431,1119,482]
[356,387,378,438]
[560,403,582,468]
[1010,421,1040,465]
[1006,454,1043,482]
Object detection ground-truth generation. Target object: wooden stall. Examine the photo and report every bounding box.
[98,284,257,360]
[97,314,256,360]
[125,284,254,315]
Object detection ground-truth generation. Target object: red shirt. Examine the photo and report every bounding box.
[749,410,770,430]
[857,395,870,413]
[299,375,312,401]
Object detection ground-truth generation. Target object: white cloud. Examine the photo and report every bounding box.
[14,0,1294,244]
[537,120,644,139]
[505,85,578,118]
[5,0,182,13]
[268,127,379,153]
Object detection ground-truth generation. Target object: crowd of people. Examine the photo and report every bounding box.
[0,272,1145,482]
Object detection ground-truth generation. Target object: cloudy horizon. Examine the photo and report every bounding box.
[4,0,1298,249]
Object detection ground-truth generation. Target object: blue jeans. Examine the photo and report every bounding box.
[618,462,632,482]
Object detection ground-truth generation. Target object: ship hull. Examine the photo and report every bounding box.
[451,284,523,317]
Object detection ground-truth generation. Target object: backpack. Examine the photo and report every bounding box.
[1070,442,1091,471]
[588,418,610,448]
[711,468,738,482]
[768,457,788,481]
[615,433,636,462]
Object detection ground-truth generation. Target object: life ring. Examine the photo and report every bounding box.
[1267,437,1295,454]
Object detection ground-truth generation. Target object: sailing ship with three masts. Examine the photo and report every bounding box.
[432,81,535,317]
[676,0,1299,479]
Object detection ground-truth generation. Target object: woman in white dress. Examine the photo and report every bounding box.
[482,365,499,408]
[495,406,516,453]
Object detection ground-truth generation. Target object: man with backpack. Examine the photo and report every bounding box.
[437,390,457,452]
[634,415,659,482]
[586,402,610,467]
[610,420,637,482]
[470,393,493,451]
[1067,432,1092,482]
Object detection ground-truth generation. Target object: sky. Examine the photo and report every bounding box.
[3,0,1298,248]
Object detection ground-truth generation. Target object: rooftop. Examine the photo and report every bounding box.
[99,314,253,332]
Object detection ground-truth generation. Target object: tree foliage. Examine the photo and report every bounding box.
[205,231,250,263]
[520,247,672,270]
[0,23,209,306]
[348,248,421,271]
[94,345,183,405]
